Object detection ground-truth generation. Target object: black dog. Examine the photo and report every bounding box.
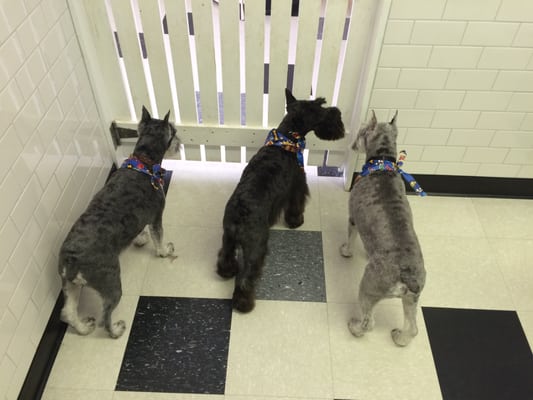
[217,89,345,312]
[58,107,179,338]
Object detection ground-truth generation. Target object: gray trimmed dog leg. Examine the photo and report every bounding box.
[149,215,175,258]
[340,218,358,257]
[60,279,96,336]
[348,289,379,337]
[391,292,420,347]
[93,268,125,339]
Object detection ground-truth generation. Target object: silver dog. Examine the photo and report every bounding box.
[58,107,179,338]
[340,111,426,346]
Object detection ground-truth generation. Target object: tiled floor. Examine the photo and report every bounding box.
[42,160,533,400]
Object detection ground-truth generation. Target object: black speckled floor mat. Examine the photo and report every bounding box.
[116,296,232,394]
[256,229,326,303]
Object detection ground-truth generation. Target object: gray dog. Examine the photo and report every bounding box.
[58,107,179,338]
[340,111,426,346]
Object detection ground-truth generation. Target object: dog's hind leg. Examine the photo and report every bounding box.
[391,292,420,347]
[149,214,175,258]
[340,217,358,257]
[232,236,268,313]
[348,292,379,338]
[217,229,239,278]
[93,267,125,339]
[349,269,380,337]
[60,278,96,336]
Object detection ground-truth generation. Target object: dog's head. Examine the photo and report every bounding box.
[353,110,398,159]
[136,106,181,161]
[280,89,345,140]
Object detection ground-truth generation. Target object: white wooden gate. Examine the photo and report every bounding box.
[68,0,391,188]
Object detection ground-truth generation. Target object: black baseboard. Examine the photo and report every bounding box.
[17,295,66,400]
[351,173,533,199]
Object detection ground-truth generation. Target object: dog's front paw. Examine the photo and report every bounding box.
[340,243,353,257]
[108,320,126,339]
[158,242,176,259]
[285,214,304,229]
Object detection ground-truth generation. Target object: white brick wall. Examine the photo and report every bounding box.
[368,0,533,177]
[0,0,112,398]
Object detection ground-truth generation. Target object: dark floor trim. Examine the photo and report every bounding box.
[18,167,174,400]
[351,173,533,199]
[17,295,66,400]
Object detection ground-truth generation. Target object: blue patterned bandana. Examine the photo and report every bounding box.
[359,150,426,196]
[120,156,166,190]
[264,129,305,168]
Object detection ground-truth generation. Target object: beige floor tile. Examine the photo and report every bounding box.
[408,196,486,237]
[323,229,365,304]
[141,226,234,299]
[119,244,152,295]
[328,302,441,400]
[225,300,333,399]
[163,161,243,228]
[45,295,139,390]
[489,238,533,310]
[42,388,114,400]
[473,198,533,239]
[419,235,515,310]
[317,175,350,232]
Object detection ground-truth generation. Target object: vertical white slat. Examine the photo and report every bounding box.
[219,0,242,126]
[137,0,174,120]
[189,1,219,125]
[315,0,350,101]
[292,0,322,99]
[110,0,150,117]
[336,0,377,122]
[341,0,392,189]
[267,1,293,127]
[165,0,198,125]
[244,2,265,126]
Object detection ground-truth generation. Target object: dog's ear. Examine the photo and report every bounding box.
[163,109,170,123]
[285,88,297,106]
[141,106,151,122]
[390,110,398,125]
[369,110,377,130]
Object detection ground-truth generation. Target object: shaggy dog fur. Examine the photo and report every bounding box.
[58,107,180,338]
[217,89,345,312]
[340,111,426,346]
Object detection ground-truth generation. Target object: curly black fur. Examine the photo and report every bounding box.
[217,89,345,312]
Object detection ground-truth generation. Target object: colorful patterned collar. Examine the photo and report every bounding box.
[264,129,305,168]
[120,155,166,190]
[359,150,426,196]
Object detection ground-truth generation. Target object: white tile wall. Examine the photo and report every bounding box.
[371,0,533,178]
[0,0,112,398]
